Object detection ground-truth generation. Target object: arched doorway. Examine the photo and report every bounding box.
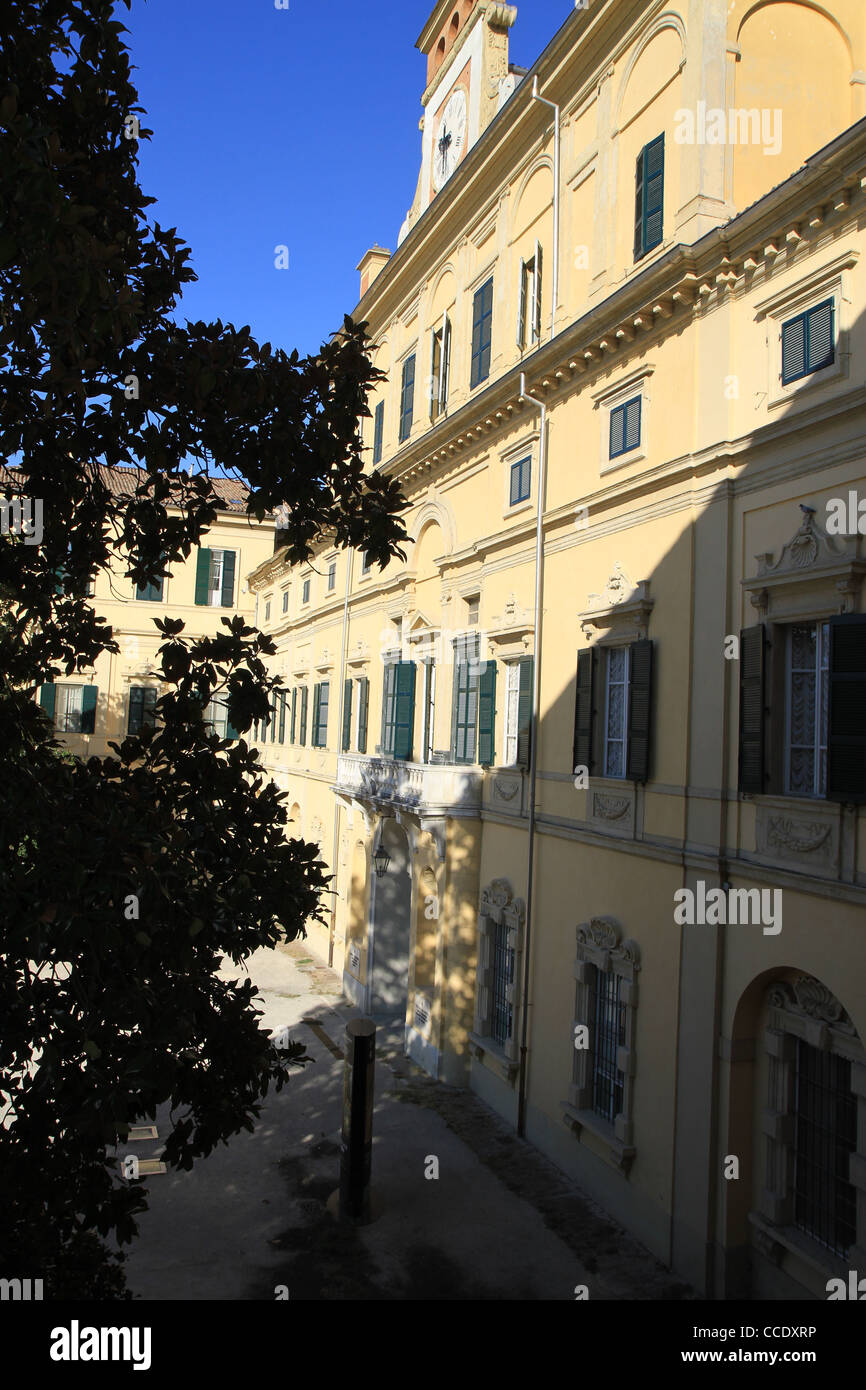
[369,818,412,1024]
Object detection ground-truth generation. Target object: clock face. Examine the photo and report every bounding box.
[432,87,467,192]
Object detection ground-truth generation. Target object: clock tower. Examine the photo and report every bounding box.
[398,2,519,245]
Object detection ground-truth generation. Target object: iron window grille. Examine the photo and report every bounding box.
[793,1038,857,1258]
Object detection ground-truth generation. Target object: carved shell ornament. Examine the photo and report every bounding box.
[593,793,630,821]
[766,817,831,854]
[768,976,854,1032]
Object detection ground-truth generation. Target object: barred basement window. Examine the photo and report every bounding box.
[759,976,865,1271]
[490,918,515,1047]
[564,916,640,1173]
[592,968,626,1123]
[793,1038,857,1257]
[471,879,526,1080]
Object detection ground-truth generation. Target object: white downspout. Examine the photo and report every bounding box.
[517,372,548,1138]
[531,76,560,341]
[329,547,355,967]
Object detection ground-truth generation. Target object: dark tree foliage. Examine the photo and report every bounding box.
[0,0,408,1295]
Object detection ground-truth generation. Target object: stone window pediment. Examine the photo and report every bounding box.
[744,504,866,622]
[579,565,653,643]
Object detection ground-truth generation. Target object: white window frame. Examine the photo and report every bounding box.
[208,549,224,607]
[592,365,654,476]
[501,431,538,518]
[517,240,543,350]
[784,620,830,800]
[429,312,452,422]
[603,645,630,779]
[754,251,855,412]
[421,659,436,762]
[503,659,521,767]
[56,684,85,733]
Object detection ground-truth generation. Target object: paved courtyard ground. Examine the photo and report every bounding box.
[120,936,694,1301]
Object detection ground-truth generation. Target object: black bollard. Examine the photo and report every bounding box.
[339,1018,376,1224]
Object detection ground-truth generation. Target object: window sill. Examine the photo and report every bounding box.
[748,1211,850,1284]
[468,1031,519,1084]
[560,1102,635,1175]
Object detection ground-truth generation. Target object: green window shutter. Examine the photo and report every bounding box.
[517,258,527,348]
[39,683,56,719]
[452,638,479,764]
[393,661,416,761]
[311,684,321,747]
[226,699,240,741]
[633,149,644,260]
[450,652,460,760]
[477,659,497,766]
[221,550,236,607]
[270,694,277,742]
[517,657,533,767]
[317,681,329,746]
[290,687,297,744]
[358,677,369,753]
[129,686,144,733]
[278,691,286,743]
[626,639,653,783]
[642,134,664,253]
[299,686,308,745]
[470,278,493,388]
[573,648,595,775]
[827,615,866,802]
[81,685,98,735]
[534,242,543,341]
[194,548,211,606]
[372,400,384,465]
[381,663,396,754]
[399,355,416,443]
[343,678,353,752]
[738,625,766,794]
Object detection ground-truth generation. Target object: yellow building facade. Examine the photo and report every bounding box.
[249,0,866,1299]
[33,466,274,758]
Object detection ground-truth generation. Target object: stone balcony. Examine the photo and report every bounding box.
[334,753,483,820]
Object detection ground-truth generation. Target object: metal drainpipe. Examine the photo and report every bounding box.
[329,547,355,968]
[517,373,547,1138]
[531,76,560,341]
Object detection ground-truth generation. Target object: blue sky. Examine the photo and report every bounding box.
[123,0,571,360]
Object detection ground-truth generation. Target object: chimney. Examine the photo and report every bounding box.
[357,245,391,299]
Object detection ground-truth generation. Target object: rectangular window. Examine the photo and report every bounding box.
[128,686,158,734]
[204,696,230,739]
[634,134,665,261]
[517,242,543,349]
[786,622,829,798]
[399,353,416,443]
[302,578,310,604]
[452,634,480,764]
[195,548,236,607]
[509,455,531,506]
[604,646,630,778]
[421,661,436,762]
[56,684,85,734]
[466,596,479,626]
[609,397,641,459]
[372,399,385,465]
[781,298,835,385]
[504,661,521,766]
[328,562,336,592]
[592,969,626,1123]
[361,552,372,574]
[470,277,493,389]
[290,687,298,744]
[430,314,451,422]
[136,577,164,602]
[264,599,271,623]
[490,920,515,1047]
[299,686,308,746]
[282,589,289,613]
[312,681,329,747]
[793,1038,857,1257]
[278,691,287,744]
